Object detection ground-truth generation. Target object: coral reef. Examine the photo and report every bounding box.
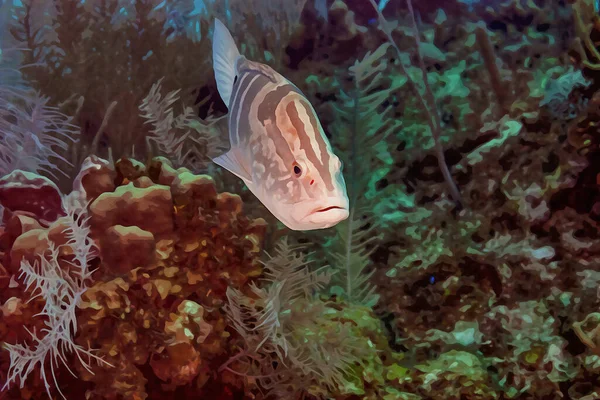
[4,0,600,399]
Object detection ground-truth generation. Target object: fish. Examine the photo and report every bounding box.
[211,18,349,231]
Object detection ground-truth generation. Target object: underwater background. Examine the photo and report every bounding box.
[1,0,599,398]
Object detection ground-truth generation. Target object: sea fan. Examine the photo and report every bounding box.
[224,240,332,358]
[223,239,373,395]
[2,200,111,399]
[325,43,402,307]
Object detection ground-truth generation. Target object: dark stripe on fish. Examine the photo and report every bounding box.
[229,71,247,110]
[230,71,270,147]
[256,84,298,169]
[298,98,331,175]
[257,84,298,123]
[286,101,334,191]
[228,73,251,145]
[263,117,296,169]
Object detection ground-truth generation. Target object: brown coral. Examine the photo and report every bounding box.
[75,156,265,399]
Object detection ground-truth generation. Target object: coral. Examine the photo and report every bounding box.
[415,350,497,398]
[368,0,463,207]
[323,42,401,307]
[484,301,577,397]
[572,0,600,70]
[5,0,218,172]
[0,156,267,399]
[222,239,396,399]
[214,0,308,65]
[540,66,591,120]
[475,22,509,114]
[0,170,64,223]
[0,90,79,180]
[5,0,600,399]
[139,78,224,170]
[2,199,108,400]
[99,225,156,275]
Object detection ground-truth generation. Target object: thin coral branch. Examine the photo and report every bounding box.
[218,349,251,372]
[367,0,463,208]
[90,100,118,155]
[139,78,221,170]
[573,5,600,63]
[475,23,509,114]
[224,239,372,393]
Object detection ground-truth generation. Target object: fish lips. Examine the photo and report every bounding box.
[302,204,350,228]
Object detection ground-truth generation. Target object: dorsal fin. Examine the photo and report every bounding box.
[236,57,279,84]
[212,18,240,107]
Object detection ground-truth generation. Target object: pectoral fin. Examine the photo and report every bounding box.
[212,148,252,182]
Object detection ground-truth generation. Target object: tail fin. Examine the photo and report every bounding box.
[212,18,240,108]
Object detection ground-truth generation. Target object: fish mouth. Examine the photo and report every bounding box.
[299,203,350,229]
[314,206,346,213]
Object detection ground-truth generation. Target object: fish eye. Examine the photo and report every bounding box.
[293,163,302,177]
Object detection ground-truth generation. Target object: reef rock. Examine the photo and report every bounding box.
[0,170,64,223]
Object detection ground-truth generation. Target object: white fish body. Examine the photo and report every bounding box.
[211,18,349,231]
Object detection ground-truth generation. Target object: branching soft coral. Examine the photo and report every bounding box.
[0,87,79,179]
[7,0,215,165]
[1,28,79,181]
[324,43,402,307]
[1,25,80,183]
[2,199,111,399]
[223,239,383,398]
[139,77,224,170]
[223,239,331,373]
